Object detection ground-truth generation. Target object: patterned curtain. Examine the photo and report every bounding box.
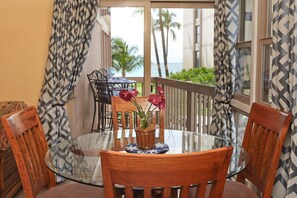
[38,0,98,148]
[210,0,238,142]
[271,0,297,197]
[99,8,112,68]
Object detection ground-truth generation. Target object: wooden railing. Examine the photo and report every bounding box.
[126,77,216,133]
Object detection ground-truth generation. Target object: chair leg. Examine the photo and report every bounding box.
[93,102,114,132]
[98,102,103,132]
[91,100,97,133]
[102,103,106,131]
[106,104,113,130]
[109,113,113,130]
[98,103,114,132]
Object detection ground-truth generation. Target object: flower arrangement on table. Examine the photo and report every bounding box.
[119,86,165,130]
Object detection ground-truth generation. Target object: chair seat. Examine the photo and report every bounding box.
[203,181,258,198]
[41,183,104,198]
[222,181,258,198]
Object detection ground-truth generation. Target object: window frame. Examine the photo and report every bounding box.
[257,0,272,105]
[232,0,274,113]
[232,0,253,106]
[99,0,214,95]
[100,0,272,114]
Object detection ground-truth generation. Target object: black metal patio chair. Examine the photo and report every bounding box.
[87,70,113,132]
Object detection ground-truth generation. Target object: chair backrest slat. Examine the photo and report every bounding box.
[1,106,56,198]
[100,146,233,198]
[237,102,292,197]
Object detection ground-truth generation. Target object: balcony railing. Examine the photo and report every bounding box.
[127,77,216,133]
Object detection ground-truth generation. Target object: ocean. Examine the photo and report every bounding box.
[113,63,183,77]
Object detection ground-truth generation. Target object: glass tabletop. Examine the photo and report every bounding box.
[45,129,249,187]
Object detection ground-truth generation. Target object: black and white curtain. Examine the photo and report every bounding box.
[271,0,297,197]
[38,0,98,148]
[210,0,238,142]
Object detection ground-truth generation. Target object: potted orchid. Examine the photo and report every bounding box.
[119,86,165,150]
[119,86,165,129]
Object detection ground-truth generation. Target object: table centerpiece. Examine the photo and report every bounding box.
[119,86,165,150]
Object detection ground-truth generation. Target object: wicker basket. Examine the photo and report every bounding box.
[135,126,156,150]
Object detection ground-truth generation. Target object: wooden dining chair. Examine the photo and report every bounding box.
[111,96,165,131]
[100,146,233,198]
[0,106,103,198]
[218,102,292,198]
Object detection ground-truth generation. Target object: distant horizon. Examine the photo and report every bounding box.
[114,62,184,77]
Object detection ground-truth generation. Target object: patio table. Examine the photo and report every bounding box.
[106,77,136,95]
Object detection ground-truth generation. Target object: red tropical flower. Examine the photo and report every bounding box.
[157,86,165,97]
[119,90,137,102]
[148,94,162,106]
[158,98,165,110]
[130,90,138,97]
[118,86,165,129]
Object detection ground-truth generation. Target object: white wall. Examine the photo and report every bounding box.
[201,9,214,68]
[183,10,195,70]
[0,1,53,105]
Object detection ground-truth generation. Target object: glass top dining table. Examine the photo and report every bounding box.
[45,129,249,187]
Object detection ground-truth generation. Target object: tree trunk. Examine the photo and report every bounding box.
[152,27,162,77]
[159,8,168,77]
[164,27,169,77]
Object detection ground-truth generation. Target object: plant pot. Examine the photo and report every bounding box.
[135,126,156,150]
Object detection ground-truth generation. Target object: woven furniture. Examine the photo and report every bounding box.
[100,146,233,198]
[1,106,103,198]
[0,101,27,198]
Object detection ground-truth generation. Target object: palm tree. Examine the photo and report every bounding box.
[155,9,181,77]
[133,9,162,77]
[158,8,167,77]
[152,16,162,77]
[133,8,181,78]
[111,37,144,77]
